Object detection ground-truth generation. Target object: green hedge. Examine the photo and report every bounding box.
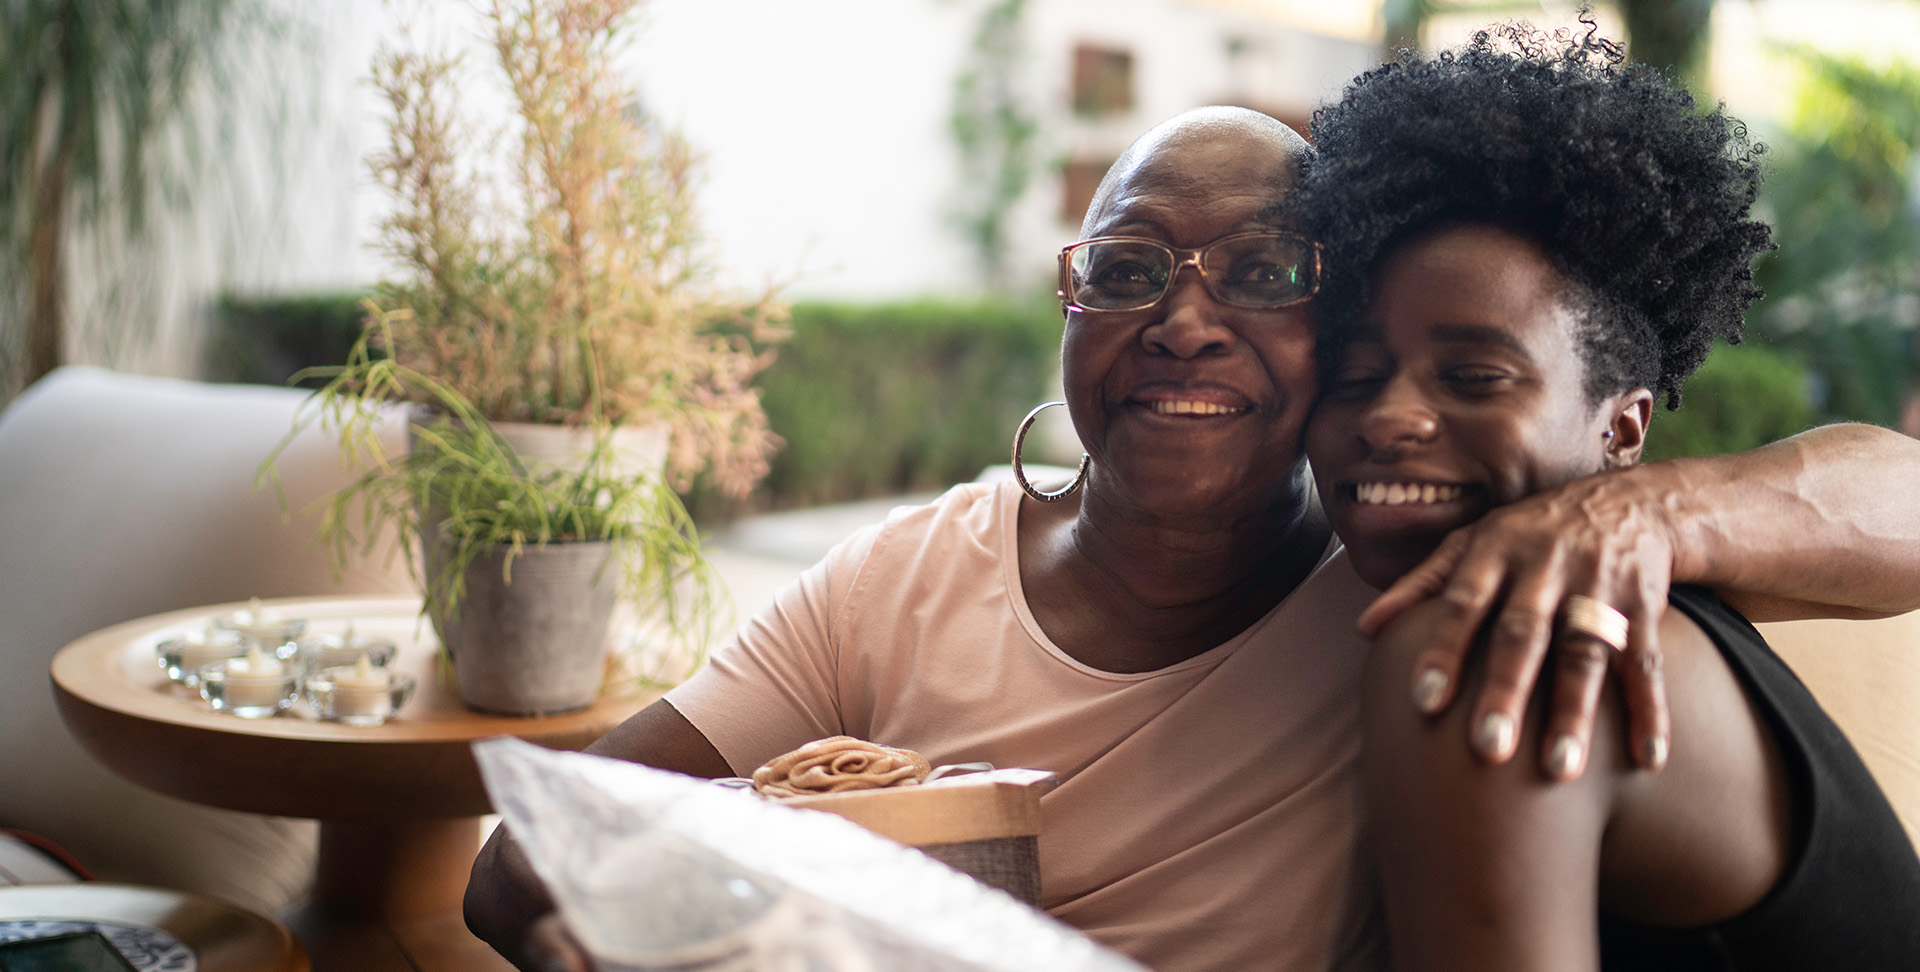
[731,298,1061,513]
[207,293,369,388]
[213,292,1065,518]
[1643,340,1819,460]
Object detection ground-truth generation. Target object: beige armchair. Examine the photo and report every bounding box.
[0,367,414,910]
[1760,612,1920,849]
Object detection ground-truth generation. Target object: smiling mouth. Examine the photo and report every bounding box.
[1345,482,1465,506]
[1145,400,1249,416]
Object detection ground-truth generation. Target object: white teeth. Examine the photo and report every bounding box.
[1149,400,1245,416]
[1351,482,1461,506]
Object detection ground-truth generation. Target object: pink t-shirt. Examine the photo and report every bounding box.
[668,481,1384,972]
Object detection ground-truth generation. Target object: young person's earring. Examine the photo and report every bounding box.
[1012,402,1089,503]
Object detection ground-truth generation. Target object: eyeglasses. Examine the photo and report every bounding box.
[1057,231,1322,313]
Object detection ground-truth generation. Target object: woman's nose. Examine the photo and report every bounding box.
[1358,378,1439,454]
[1139,267,1235,358]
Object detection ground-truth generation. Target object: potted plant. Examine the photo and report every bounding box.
[266,0,784,714]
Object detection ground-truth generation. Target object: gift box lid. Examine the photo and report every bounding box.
[782,768,1056,846]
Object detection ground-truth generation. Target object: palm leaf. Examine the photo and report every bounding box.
[0,0,258,396]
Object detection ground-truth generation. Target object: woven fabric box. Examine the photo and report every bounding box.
[781,768,1055,905]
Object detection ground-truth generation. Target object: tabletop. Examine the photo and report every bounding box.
[52,595,659,820]
[51,595,665,972]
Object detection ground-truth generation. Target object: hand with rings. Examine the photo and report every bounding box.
[1359,470,1676,782]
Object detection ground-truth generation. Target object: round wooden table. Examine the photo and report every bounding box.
[51,596,659,972]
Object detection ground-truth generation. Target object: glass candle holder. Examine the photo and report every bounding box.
[297,629,398,674]
[305,665,417,726]
[156,625,246,685]
[198,658,299,719]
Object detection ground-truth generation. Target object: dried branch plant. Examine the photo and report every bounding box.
[365,0,784,498]
[261,1,782,675]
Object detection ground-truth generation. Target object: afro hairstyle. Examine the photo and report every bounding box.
[1290,23,1774,408]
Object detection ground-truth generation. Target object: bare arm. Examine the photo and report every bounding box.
[464,699,732,971]
[1362,600,1613,972]
[1665,423,1920,619]
[1362,598,1794,971]
[1363,423,1920,778]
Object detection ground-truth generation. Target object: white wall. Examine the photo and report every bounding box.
[612,0,1370,299]
[623,0,982,300]
[38,0,1376,394]
[270,0,1377,302]
[59,0,1916,389]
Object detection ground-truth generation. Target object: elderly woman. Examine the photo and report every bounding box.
[1298,28,1920,969]
[467,104,1920,972]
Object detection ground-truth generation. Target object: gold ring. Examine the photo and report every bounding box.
[1562,595,1630,653]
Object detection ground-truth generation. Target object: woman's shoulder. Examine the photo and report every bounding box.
[1403,593,1776,849]
[917,479,1013,524]
[1605,591,1920,963]
[858,480,1012,558]
[817,481,1007,562]
[1358,589,1799,944]
[1588,594,1798,928]
[810,480,1015,606]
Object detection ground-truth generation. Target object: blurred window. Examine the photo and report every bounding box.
[1072,45,1135,115]
[1062,158,1117,226]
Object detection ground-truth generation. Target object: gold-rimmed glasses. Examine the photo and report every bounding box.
[1057,231,1322,312]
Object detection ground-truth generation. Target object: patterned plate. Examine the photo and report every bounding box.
[0,918,194,972]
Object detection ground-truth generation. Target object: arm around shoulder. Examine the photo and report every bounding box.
[1660,423,1920,619]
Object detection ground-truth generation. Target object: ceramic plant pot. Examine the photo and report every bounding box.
[490,420,669,480]
[438,540,621,716]
[410,416,668,603]
[408,417,668,716]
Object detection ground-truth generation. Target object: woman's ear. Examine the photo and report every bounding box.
[1604,389,1655,468]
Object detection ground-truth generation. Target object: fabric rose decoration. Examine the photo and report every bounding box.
[752,735,932,798]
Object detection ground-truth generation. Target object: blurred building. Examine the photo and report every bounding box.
[20,0,1377,389]
[271,0,1375,303]
[617,0,1376,300]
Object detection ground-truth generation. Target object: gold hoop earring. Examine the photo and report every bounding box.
[1012,402,1090,503]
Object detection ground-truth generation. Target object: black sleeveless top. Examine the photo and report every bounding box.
[1598,586,1920,970]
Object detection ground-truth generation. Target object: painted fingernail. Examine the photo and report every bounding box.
[1412,668,1450,714]
[1475,711,1517,760]
[1643,735,1669,772]
[1547,735,1584,779]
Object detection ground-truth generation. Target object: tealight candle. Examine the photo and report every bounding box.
[334,655,391,712]
[157,622,245,684]
[308,655,415,726]
[227,645,282,678]
[220,596,306,650]
[234,597,277,628]
[337,653,386,688]
[200,646,297,718]
[299,623,398,672]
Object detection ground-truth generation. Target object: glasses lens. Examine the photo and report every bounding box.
[1203,234,1316,307]
[1070,241,1174,310]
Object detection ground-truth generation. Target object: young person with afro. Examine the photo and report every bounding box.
[1296,24,1920,971]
